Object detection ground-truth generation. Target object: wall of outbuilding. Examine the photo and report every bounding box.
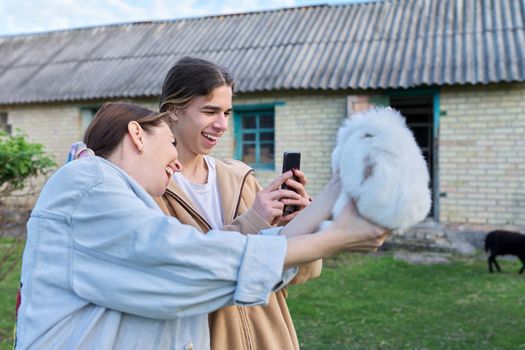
[219,91,347,196]
[2,82,524,230]
[439,82,525,228]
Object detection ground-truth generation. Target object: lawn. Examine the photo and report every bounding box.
[287,253,525,350]
[0,239,22,350]
[1,247,524,349]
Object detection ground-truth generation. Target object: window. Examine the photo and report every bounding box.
[0,112,11,134]
[234,106,275,170]
[80,107,100,132]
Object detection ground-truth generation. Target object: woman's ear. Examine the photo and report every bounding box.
[127,121,144,154]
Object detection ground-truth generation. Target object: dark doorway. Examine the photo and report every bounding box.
[389,95,436,218]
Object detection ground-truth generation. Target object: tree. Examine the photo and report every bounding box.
[0,131,56,281]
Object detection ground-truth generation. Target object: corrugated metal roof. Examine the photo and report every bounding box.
[0,0,524,105]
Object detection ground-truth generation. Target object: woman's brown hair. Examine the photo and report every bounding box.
[84,101,171,158]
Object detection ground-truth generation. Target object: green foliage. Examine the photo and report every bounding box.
[0,239,22,349]
[0,131,55,195]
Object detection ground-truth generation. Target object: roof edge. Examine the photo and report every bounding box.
[0,2,384,39]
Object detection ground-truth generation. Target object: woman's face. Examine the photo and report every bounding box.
[140,121,181,196]
[171,85,233,157]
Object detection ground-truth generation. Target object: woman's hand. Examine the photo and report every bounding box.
[252,171,302,225]
[279,169,311,222]
[329,200,391,253]
[283,185,392,269]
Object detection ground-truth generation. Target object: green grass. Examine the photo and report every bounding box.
[0,239,22,350]
[287,253,525,350]
[2,246,525,349]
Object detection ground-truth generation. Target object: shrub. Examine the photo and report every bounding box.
[0,131,55,282]
[0,131,55,197]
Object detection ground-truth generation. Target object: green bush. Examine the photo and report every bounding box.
[0,131,55,196]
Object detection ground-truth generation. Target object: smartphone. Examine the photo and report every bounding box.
[281,152,301,216]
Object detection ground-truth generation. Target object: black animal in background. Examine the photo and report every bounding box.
[485,230,525,274]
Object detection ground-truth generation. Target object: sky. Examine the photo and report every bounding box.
[0,0,371,36]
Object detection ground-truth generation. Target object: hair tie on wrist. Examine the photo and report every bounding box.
[66,142,95,163]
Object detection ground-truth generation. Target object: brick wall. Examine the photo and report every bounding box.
[6,104,85,164]
[3,83,524,230]
[3,100,157,165]
[439,83,525,228]
[220,91,348,196]
[1,94,347,198]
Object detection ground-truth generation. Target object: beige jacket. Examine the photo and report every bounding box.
[155,158,322,350]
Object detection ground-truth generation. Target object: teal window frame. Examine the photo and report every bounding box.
[234,104,281,170]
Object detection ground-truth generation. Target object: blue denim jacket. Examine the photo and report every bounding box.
[16,156,296,350]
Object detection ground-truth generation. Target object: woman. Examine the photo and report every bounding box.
[15,102,388,350]
[157,57,319,349]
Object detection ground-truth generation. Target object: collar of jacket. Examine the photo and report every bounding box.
[163,158,254,230]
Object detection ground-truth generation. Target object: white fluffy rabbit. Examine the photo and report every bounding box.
[328,107,431,230]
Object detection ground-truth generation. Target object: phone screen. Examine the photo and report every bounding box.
[282,152,301,174]
[281,152,301,215]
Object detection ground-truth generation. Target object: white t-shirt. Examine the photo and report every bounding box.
[172,156,224,229]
